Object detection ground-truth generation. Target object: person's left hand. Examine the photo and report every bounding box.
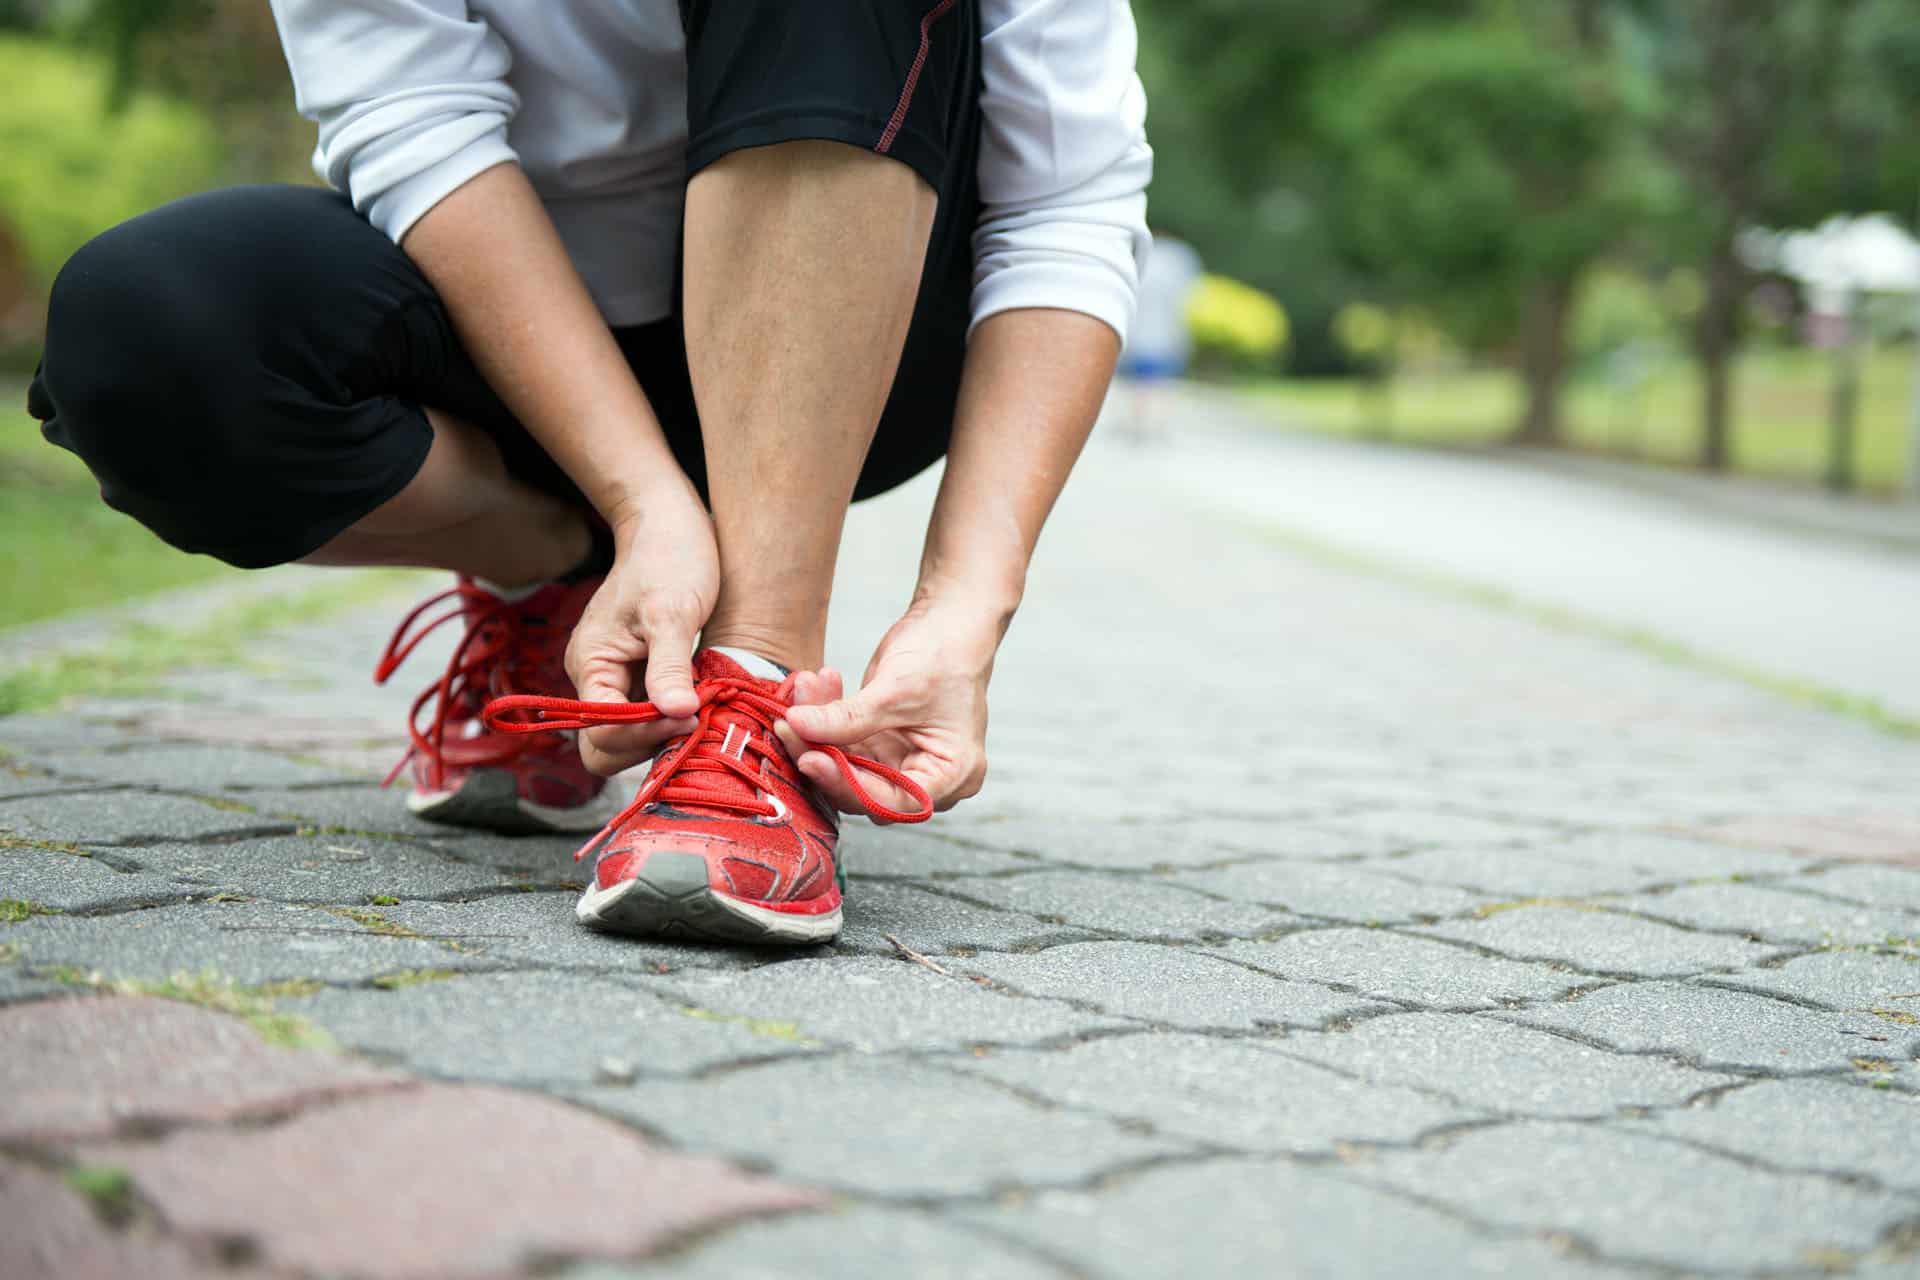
[774,600,998,819]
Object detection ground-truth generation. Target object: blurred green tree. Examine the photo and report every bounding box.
[1313,23,1623,441]
[1628,0,1920,468]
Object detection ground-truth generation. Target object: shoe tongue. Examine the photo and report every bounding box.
[697,647,789,684]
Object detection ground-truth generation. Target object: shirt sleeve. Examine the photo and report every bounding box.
[971,0,1154,343]
[269,0,521,244]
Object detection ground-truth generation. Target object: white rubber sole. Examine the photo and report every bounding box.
[576,853,842,946]
[407,767,629,835]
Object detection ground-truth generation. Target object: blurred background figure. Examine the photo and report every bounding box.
[1113,230,1202,444]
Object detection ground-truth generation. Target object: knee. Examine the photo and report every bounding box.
[38,220,239,499]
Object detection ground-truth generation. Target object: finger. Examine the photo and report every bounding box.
[581,716,696,777]
[640,617,699,718]
[797,749,928,822]
[783,684,894,746]
[571,652,633,707]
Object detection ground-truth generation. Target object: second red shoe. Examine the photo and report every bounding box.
[375,576,626,834]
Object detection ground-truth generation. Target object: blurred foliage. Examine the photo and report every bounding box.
[1134,0,1920,464]
[1186,274,1288,372]
[0,33,218,287]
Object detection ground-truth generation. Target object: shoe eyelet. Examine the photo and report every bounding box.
[758,793,790,824]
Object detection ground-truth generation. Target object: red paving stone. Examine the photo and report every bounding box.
[81,1084,825,1279]
[0,996,405,1144]
[0,1158,241,1280]
[1678,813,1920,867]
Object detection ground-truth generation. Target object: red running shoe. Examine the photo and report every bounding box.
[483,649,932,945]
[374,576,626,834]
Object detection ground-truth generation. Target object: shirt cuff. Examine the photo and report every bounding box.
[970,258,1138,346]
[362,126,519,246]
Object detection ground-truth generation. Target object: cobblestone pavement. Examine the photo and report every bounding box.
[4,426,1920,1279]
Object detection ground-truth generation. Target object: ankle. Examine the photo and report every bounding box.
[698,619,821,675]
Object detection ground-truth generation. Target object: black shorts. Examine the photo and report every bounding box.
[29,0,981,569]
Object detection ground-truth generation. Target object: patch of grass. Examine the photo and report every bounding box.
[0,567,425,715]
[1869,1008,1920,1027]
[1235,518,1920,741]
[1850,1057,1899,1074]
[0,833,90,856]
[1472,896,1607,919]
[0,898,59,923]
[368,894,401,907]
[675,1005,816,1044]
[371,968,459,990]
[63,1164,135,1223]
[49,967,332,1050]
[324,906,419,939]
[1250,344,1919,493]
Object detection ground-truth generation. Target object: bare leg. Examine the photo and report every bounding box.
[299,408,591,589]
[685,141,936,672]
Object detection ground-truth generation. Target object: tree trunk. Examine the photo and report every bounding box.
[1695,232,1742,471]
[1512,277,1575,446]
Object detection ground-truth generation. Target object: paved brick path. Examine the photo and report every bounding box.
[4,425,1919,1278]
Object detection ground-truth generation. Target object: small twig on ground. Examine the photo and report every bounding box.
[883,933,953,977]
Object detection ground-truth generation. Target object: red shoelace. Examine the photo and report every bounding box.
[373,582,563,790]
[483,677,933,859]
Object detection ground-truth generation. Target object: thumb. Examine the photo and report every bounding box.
[641,622,699,718]
[784,685,893,746]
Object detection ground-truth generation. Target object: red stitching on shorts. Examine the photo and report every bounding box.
[876,0,958,156]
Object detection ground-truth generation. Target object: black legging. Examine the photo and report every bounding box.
[29,0,981,569]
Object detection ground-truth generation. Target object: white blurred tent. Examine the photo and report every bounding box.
[1742,213,1920,310]
[1740,214,1920,493]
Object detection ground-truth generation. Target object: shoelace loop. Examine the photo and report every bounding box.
[484,677,933,860]
[373,583,561,789]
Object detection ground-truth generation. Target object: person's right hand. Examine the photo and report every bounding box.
[564,482,720,776]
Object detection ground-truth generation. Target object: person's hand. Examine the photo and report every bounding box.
[775,599,998,818]
[565,483,720,776]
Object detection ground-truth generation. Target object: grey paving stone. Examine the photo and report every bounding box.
[236,784,510,843]
[0,970,65,1006]
[927,815,1404,868]
[1278,1012,1738,1118]
[1,846,195,913]
[1168,860,1484,924]
[841,825,1040,880]
[1500,981,1906,1073]
[1304,809,1562,849]
[1355,1121,1913,1271]
[1792,863,1920,914]
[940,871,1284,940]
[657,955,1121,1053]
[123,833,522,903]
[291,971,794,1082]
[1550,831,1807,879]
[582,1206,1063,1280]
[835,880,1104,956]
[1702,949,1920,1012]
[0,788,290,847]
[956,940,1393,1030]
[36,744,359,790]
[574,1057,1184,1198]
[1621,882,1919,947]
[1367,845,1686,899]
[960,1156,1624,1280]
[1631,1078,1920,1193]
[4,900,492,986]
[0,715,150,754]
[1418,905,1774,977]
[1207,929,1585,1009]
[957,1033,1475,1151]
[375,892,764,973]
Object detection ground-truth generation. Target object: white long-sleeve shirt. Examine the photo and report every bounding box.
[267,0,1152,341]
